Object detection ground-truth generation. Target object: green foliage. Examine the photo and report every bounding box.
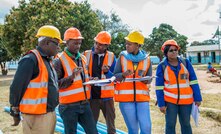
[190,39,219,46]
[96,10,129,56]
[0,24,12,75]
[3,0,102,58]
[143,23,188,60]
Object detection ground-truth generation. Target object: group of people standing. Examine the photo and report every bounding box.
[9,25,202,134]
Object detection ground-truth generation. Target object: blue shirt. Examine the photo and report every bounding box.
[155,57,202,107]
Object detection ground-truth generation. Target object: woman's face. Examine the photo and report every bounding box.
[125,40,139,54]
[167,45,178,59]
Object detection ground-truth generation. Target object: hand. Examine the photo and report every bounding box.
[10,106,21,126]
[89,77,99,80]
[71,67,83,80]
[12,116,21,126]
[195,101,201,107]
[102,65,110,73]
[122,70,133,78]
[141,80,149,84]
[160,106,167,114]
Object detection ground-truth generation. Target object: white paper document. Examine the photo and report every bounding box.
[124,76,156,82]
[191,102,200,127]
[83,76,116,86]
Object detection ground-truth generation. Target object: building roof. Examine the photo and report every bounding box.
[187,44,221,52]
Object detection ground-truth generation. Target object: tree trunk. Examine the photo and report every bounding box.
[0,62,8,75]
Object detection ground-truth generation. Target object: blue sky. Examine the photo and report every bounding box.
[1,0,221,42]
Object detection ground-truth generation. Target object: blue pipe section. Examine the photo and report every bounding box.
[4,106,126,134]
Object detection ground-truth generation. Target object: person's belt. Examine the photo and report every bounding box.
[60,100,89,106]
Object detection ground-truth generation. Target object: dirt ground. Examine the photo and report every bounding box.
[0,69,221,134]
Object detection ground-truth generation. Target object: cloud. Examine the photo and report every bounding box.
[201,20,219,25]
[192,32,203,37]
[203,0,215,12]
[110,0,171,12]
[186,3,198,11]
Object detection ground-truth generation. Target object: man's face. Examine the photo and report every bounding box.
[94,42,108,54]
[66,39,82,54]
[46,38,60,57]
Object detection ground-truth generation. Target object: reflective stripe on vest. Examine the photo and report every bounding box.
[115,90,149,95]
[164,90,193,99]
[59,86,89,97]
[20,98,47,105]
[27,82,48,88]
[19,49,48,114]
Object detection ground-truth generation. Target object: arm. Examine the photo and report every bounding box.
[104,56,116,78]
[142,59,152,84]
[10,55,37,107]
[9,55,37,126]
[53,58,73,89]
[186,59,202,103]
[113,57,124,81]
[155,63,166,107]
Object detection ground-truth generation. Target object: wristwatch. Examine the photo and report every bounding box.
[11,106,20,115]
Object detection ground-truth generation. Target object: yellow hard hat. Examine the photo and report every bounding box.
[36,25,62,43]
[124,30,144,45]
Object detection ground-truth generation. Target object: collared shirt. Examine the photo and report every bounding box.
[9,46,59,112]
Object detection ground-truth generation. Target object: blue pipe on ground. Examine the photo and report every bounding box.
[4,106,127,134]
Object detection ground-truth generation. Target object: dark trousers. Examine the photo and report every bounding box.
[59,102,97,134]
[90,99,116,134]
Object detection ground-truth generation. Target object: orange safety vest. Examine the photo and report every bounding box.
[59,52,90,104]
[84,50,115,98]
[19,49,49,114]
[115,55,151,102]
[164,63,193,105]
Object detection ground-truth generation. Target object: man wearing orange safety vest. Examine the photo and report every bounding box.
[53,27,97,134]
[83,31,116,134]
[114,30,152,134]
[9,25,62,134]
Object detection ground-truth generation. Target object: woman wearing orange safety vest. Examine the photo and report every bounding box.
[114,30,152,134]
[155,39,202,134]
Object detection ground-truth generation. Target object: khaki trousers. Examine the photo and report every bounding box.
[22,111,56,134]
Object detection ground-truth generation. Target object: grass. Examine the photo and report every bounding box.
[201,93,221,110]
[0,74,221,134]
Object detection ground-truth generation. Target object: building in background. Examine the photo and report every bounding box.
[187,40,220,64]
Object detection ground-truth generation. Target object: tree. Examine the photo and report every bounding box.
[96,10,129,56]
[3,0,102,58]
[143,23,188,60]
[0,24,12,75]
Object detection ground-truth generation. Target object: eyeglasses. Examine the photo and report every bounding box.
[49,40,59,46]
[168,49,178,53]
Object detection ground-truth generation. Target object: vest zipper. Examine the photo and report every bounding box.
[176,74,180,104]
[133,73,136,102]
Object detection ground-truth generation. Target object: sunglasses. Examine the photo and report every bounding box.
[168,49,178,53]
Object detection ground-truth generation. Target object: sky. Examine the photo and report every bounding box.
[1,0,221,43]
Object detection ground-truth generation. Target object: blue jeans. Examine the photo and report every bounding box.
[119,102,152,134]
[165,102,192,134]
[59,102,97,134]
